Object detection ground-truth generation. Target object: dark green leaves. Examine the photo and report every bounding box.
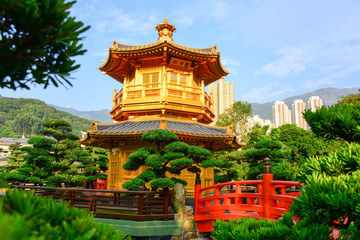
[0,189,127,239]
[303,104,360,143]
[142,129,178,147]
[0,0,90,90]
[122,129,214,190]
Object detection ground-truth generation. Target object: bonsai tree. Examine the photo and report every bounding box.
[214,150,249,183]
[3,142,26,172]
[11,119,90,187]
[1,142,28,184]
[78,146,108,188]
[243,139,292,180]
[122,129,217,191]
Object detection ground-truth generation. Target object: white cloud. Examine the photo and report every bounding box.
[302,66,360,90]
[256,47,309,77]
[242,83,293,103]
[257,39,360,82]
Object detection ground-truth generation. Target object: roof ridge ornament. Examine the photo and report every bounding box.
[155,18,176,42]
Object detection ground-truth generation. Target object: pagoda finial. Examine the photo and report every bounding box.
[155,18,176,42]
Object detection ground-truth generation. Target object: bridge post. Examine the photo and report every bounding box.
[194,172,201,217]
[262,157,273,218]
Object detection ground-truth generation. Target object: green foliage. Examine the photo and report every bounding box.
[3,142,26,172]
[71,175,88,186]
[142,129,179,150]
[0,97,92,137]
[303,103,360,143]
[2,172,26,182]
[123,129,216,190]
[122,178,146,191]
[270,124,327,164]
[301,143,360,177]
[214,102,360,239]
[123,147,154,170]
[216,101,252,135]
[245,123,270,148]
[0,0,90,90]
[25,176,42,184]
[4,120,104,187]
[170,177,188,186]
[289,171,360,233]
[283,142,360,238]
[0,178,8,188]
[337,89,360,105]
[211,216,333,240]
[213,150,249,183]
[150,178,175,189]
[165,141,189,153]
[96,173,108,180]
[272,160,300,181]
[243,139,286,180]
[137,169,156,182]
[244,139,284,162]
[78,146,109,185]
[0,189,127,239]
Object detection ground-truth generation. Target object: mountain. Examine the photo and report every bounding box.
[250,87,359,120]
[49,105,112,123]
[0,97,92,138]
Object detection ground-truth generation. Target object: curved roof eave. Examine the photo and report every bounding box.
[98,40,229,82]
[107,40,220,57]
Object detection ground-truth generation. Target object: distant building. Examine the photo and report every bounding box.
[272,101,291,128]
[292,99,307,130]
[248,115,272,132]
[0,136,31,166]
[208,77,234,122]
[307,96,323,112]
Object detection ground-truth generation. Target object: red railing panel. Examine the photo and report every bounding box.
[194,178,302,232]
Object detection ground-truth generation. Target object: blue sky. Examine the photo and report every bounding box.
[2,0,360,111]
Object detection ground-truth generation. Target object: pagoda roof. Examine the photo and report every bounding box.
[99,19,229,86]
[112,40,217,55]
[79,119,243,150]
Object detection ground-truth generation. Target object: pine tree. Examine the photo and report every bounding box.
[78,146,108,188]
[122,129,217,191]
[18,119,90,186]
[3,142,26,172]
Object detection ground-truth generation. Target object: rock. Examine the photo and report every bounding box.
[184,232,198,240]
[173,183,186,214]
[184,206,193,215]
[182,219,197,232]
[171,233,182,240]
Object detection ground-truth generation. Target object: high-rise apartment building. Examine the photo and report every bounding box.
[208,77,234,122]
[248,115,272,132]
[272,101,291,128]
[307,96,323,112]
[291,99,307,130]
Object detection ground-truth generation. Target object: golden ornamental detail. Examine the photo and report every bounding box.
[155,18,176,42]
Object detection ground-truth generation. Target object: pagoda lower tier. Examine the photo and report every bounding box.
[79,119,243,196]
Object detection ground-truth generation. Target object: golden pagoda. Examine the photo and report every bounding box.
[79,19,243,196]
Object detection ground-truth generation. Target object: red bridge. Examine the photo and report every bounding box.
[194,158,302,232]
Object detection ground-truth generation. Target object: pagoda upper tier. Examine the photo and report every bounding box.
[99,19,229,123]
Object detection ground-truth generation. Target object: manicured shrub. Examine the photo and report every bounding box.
[211,216,333,240]
[0,188,127,240]
[123,129,217,191]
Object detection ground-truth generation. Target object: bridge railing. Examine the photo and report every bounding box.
[194,158,302,232]
[15,185,173,221]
